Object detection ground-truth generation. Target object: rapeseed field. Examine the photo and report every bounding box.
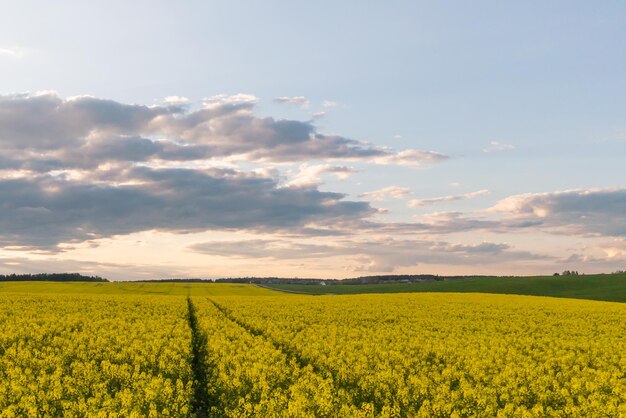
[0,283,624,416]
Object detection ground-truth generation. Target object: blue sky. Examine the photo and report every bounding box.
[1,1,625,280]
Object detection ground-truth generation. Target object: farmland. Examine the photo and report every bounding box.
[265,273,626,302]
[1,282,625,416]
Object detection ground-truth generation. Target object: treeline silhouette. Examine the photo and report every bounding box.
[0,273,108,282]
[139,275,492,285]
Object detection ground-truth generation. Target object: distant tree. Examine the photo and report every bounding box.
[0,273,108,282]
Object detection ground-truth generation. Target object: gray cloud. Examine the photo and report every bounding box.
[189,237,549,272]
[0,92,443,167]
[189,239,339,259]
[0,92,452,251]
[0,167,374,249]
[491,188,626,237]
[361,212,502,235]
[357,188,626,240]
[0,93,169,151]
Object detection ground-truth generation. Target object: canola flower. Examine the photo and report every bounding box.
[0,293,193,417]
[1,284,625,417]
[192,297,366,417]
[212,293,626,417]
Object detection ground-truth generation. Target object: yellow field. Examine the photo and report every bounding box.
[1,283,625,416]
[0,293,193,417]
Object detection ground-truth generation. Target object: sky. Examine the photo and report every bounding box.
[1,1,625,280]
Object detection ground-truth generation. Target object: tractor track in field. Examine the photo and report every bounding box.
[207,298,382,414]
[207,298,322,374]
[186,297,219,418]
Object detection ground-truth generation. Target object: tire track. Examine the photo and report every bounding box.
[208,298,324,374]
[186,297,218,418]
[207,298,380,413]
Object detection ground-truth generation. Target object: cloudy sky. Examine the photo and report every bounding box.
[1,1,625,280]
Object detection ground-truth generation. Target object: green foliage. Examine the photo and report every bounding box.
[0,273,107,282]
[265,274,626,302]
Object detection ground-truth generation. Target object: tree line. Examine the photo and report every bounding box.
[0,273,108,282]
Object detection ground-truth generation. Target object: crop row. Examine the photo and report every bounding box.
[191,297,368,417]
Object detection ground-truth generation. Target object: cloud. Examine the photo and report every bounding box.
[374,149,449,167]
[202,93,259,105]
[408,189,490,207]
[490,188,626,237]
[274,96,310,108]
[366,211,502,235]
[0,47,25,58]
[0,92,444,166]
[0,167,374,249]
[285,164,356,188]
[311,111,326,119]
[344,239,549,272]
[359,186,412,201]
[0,254,198,281]
[0,92,455,251]
[189,237,549,272]
[483,141,515,153]
[0,92,169,151]
[163,96,190,105]
[189,239,339,260]
[322,100,338,108]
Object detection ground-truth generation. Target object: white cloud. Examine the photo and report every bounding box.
[0,47,25,58]
[409,189,490,207]
[202,93,259,106]
[285,164,356,188]
[360,186,412,201]
[274,96,310,108]
[374,149,449,167]
[483,141,515,153]
[322,100,338,108]
[311,111,326,119]
[163,96,190,105]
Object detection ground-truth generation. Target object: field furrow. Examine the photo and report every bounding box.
[207,297,385,414]
[192,297,370,417]
[215,293,626,416]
